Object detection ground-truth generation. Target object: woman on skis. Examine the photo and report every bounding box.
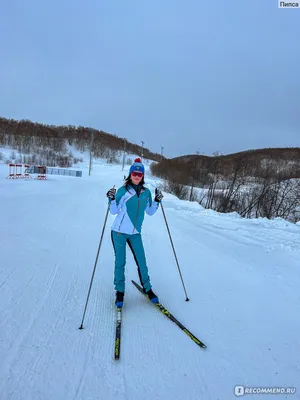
[106,158,163,308]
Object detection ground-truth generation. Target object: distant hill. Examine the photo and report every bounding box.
[0,116,163,163]
[152,147,300,184]
[173,147,300,164]
[1,116,299,179]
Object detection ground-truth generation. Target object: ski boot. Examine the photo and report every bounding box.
[145,288,159,304]
[115,291,124,308]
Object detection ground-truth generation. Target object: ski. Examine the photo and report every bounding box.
[131,280,207,349]
[114,307,122,360]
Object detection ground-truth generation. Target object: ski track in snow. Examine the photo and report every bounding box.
[0,162,299,400]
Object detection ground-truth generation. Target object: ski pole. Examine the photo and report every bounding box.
[79,188,114,329]
[160,201,190,302]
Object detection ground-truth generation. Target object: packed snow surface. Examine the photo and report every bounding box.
[0,159,299,400]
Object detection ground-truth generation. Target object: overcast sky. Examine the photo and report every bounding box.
[0,0,299,158]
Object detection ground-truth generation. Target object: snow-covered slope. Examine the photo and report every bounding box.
[0,160,299,400]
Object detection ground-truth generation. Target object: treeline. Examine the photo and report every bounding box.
[152,151,300,223]
[0,116,163,163]
[3,148,81,168]
[1,116,299,223]
[152,148,300,184]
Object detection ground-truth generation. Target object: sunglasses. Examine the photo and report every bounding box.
[131,171,143,177]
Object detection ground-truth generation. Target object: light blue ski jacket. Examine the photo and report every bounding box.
[109,185,159,234]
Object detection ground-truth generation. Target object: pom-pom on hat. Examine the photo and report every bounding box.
[130,158,145,175]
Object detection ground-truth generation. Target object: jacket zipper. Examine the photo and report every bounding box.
[133,198,140,234]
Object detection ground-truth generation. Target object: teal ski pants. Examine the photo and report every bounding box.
[111,230,151,293]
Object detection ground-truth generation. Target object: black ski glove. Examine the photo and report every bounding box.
[154,188,163,203]
[107,187,116,200]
